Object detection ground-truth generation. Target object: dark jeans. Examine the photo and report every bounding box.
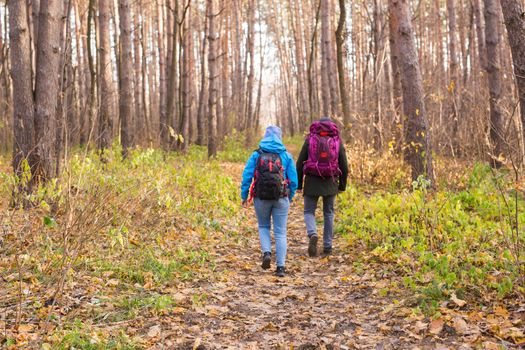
[304,195,336,249]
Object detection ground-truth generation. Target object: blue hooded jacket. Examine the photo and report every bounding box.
[241,126,298,201]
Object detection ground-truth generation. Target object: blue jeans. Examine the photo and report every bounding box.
[304,195,336,249]
[253,197,290,267]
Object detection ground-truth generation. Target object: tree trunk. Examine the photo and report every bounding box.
[33,0,64,181]
[474,0,487,70]
[446,0,460,154]
[133,2,143,146]
[98,0,114,150]
[244,0,256,142]
[308,1,321,120]
[87,0,97,146]
[389,0,434,182]
[8,0,36,184]
[373,0,384,150]
[166,0,179,150]
[118,0,135,155]
[320,0,331,116]
[292,0,310,125]
[157,0,168,146]
[484,0,505,167]
[196,10,208,146]
[207,0,218,158]
[389,2,403,152]
[180,1,191,151]
[336,0,351,132]
[500,0,525,149]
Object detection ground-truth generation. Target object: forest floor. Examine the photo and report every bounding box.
[1,145,524,349]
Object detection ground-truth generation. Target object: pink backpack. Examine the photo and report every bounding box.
[303,120,341,178]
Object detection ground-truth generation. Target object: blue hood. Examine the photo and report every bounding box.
[240,125,298,201]
[259,126,286,153]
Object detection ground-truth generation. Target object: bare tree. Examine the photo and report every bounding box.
[118,0,136,155]
[98,0,114,150]
[484,0,505,167]
[9,0,36,183]
[33,0,65,181]
[336,0,351,131]
[389,0,434,182]
[320,0,331,116]
[133,2,143,145]
[447,0,460,153]
[157,0,168,146]
[166,0,179,150]
[196,9,208,146]
[207,0,219,158]
[500,0,525,147]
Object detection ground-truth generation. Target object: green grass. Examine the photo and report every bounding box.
[50,319,141,350]
[337,163,525,309]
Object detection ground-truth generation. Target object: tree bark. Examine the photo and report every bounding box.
[373,0,384,150]
[133,2,143,145]
[389,0,434,182]
[118,0,135,155]
[98,0,114,150]
[320,0,331,116]
[244,0,256,141]
[207,0,218,158]
[9,0,36,183]
[87,0,97,146]
[196,10,208,146]
[180,1,192,151]
[446,0,460,154]
[33,0,64,181]
[166,0,179,150]
[474,0,487,70]
[484,0,505,167]
[336,0,351,131]
[157,0,168,146]
[389,2,403,151]
[500,0,525,148]
[292,0,310,125]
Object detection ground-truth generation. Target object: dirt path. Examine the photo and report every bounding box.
[145,199,439,349]
[141,164,509,349]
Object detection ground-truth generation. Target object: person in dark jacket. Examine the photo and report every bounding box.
[296,117,349,257]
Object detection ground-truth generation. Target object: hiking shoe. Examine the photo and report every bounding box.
[308,235,318,257]
[321,247,332,257]
[275,266,286,277]
[261,252,271,270]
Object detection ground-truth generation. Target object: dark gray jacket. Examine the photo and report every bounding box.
[296,138,349,197]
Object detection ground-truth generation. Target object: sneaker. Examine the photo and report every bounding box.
[308,235,318,257]
[261,252,271,270]
[321,247,332,257]
[275,266,286,277]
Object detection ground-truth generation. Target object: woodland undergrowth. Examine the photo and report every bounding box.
[0,135,524,348]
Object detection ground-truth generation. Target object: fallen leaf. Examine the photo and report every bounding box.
[17,324,34,333]
[450,293,466,307]
[482,342,500,350]
[147,325,161,338]
[494,306,509,318]
[452,316,469,335]
[413,320,428,333]
[429,318,444,335]
[172,306,186,314]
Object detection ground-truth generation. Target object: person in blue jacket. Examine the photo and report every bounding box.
[241,126,298,277]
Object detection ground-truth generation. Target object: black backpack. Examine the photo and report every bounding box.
[253,150,287,200]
